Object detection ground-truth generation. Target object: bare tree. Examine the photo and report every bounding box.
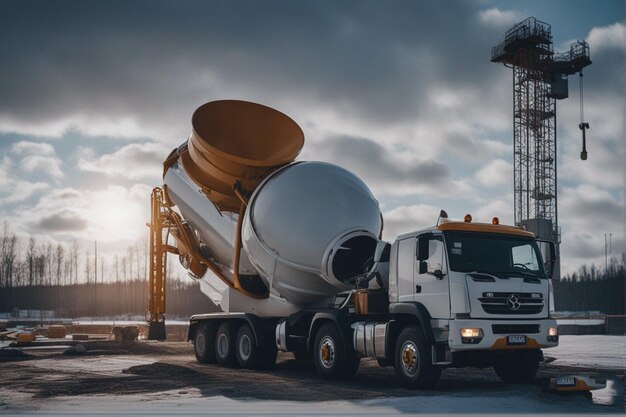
[26,237,35,287]
[69,240,79,285]
[55,243,64,286]
[84,250,91,284]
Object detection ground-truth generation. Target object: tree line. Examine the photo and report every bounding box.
[553,255,624,315]
[0,222,216,318]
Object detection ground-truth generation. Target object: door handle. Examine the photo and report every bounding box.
[415,284,422,293]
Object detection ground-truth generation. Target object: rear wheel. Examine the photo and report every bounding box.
[215,321,239,367]
[313,322,360,379]
[194,323,216,364]
[236,324,258,369]
[494,350,540,383]
[395,325,441,389]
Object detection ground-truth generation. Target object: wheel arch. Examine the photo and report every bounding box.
[307,311,351,354]
[387,302,435,362]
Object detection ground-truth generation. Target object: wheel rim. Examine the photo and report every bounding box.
[319,336,335,369]
[196,333,206,355]
[238,334,252,361]
[217,333,229,358]
[400,341,419,376]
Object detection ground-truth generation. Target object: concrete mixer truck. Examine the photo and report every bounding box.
[146,100,559,388]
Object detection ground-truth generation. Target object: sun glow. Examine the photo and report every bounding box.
[85,185,150,242]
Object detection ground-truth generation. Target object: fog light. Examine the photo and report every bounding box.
[548,326,559,342]
[531,293,542,299]
[460,328,483,344]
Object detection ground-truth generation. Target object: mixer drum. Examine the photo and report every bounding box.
[242,161,382,303]
[182,100,304,212]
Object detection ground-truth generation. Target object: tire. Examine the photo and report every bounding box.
[194,323,216,364]
[215,321,239,367]
[236,324,259,369]
[313,322,360,379]
[493,350,540,383]
[394,325,441,389]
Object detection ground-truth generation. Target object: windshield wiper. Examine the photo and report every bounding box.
[466,271,508,279]
[497,269,545,279]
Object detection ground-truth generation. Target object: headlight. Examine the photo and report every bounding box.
[548,326,559,342]
[460,328,483,338]
[460,328,484,344]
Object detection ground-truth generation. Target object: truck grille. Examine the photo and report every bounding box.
[479,292,544,315]
[492,324,540,334]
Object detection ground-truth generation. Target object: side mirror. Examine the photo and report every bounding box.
[537,240,557,279]
[416,235,430,261]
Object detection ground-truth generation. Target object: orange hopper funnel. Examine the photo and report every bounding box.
[180,100,304,212]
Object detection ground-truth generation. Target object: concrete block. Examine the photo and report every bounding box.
[112,325,139,341]
[48,325,67,339]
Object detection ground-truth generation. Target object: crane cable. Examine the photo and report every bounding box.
[578,71,589,160]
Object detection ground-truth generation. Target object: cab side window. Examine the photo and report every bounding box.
[416,235,444,274]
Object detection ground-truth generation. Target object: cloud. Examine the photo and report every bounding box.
[0,156,11,190]
[17,184,152,242]
[10,141,55,156]
[477,8,523,29]
[558,184,623,273]
[474,159,512,187]
[7,140,64,179]
[30,209,89,232]
[4,181,49,204]
[308,134,462,196]
[587,22,625,51]
[20,155,64,179]
[0,0,511,144]
[77,142,171,180]
[382,204,440,240]
[474,198,513,224]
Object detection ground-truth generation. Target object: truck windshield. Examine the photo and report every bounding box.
[443,231,547,278]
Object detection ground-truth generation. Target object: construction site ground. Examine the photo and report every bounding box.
[0,335,624,415]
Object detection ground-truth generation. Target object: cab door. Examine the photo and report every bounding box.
[415,234,450,319]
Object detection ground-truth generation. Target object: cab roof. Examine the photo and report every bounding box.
[395,221,535,241]
[437,221,535,237]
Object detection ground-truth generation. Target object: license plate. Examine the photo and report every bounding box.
[507,335,527,345]
[555,376,576,387]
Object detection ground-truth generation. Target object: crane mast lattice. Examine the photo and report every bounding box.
[491,17,591,279]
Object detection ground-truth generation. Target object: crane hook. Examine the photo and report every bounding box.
[579,71,589,160]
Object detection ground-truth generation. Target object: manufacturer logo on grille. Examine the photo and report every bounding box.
[507,294,521,310]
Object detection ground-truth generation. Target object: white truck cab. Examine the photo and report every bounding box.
[379,214,559,385]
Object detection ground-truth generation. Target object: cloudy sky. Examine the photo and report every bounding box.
[0,0,623,278]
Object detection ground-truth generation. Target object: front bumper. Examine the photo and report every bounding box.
[448,318,558,352]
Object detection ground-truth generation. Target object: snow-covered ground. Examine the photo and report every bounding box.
[6,383,623,416]
[547,335,626,370]
[1,335,623,416]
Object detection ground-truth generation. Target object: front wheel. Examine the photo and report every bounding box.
[313,322,359,379]
[395,326,441,389]
[493,350,540,383]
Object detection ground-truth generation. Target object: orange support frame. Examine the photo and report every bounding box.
[147,185,268,340]
[147,187,177,340]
